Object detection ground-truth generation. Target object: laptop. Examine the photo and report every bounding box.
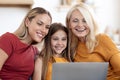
[52,62,108,80]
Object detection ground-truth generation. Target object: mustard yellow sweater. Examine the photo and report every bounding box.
[46,57,68,80]
[74,34,120,80]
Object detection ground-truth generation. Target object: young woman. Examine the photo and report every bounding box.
[33,23,71,80]
[0,7,52,80]
[66,2,120,80]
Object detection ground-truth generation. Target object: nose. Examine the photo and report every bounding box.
[57,40,63,45]
[41,26,47,33]
[78,21,84,27]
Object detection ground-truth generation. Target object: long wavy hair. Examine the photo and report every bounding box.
[66,2,99,60]
[40,22,71,80]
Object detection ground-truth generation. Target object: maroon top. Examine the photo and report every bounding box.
[0,32,38,80]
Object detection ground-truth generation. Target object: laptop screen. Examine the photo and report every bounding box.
[52,62,108,80]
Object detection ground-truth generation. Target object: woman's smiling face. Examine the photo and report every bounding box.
[26,14,51,43]
[69,10,90,39]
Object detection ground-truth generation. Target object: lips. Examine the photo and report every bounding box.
[75,27,86,32]
[55,46,63,50]
[36,31,45,39]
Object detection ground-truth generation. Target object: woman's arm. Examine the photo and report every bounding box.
[32,57,43,80]
[110,53,120,76]
[0,48,8,70]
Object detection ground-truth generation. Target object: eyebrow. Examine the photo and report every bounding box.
[37,19,43,23]
[37,19,51,26]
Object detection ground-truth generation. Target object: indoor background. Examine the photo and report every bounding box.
[0,0,120,46]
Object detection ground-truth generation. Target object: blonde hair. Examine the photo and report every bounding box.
[14,7,52,40]
[66,2,98,56]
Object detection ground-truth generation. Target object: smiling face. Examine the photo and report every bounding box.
[69,10,90,39]
[26,14,51,43]
[51,30,67,55]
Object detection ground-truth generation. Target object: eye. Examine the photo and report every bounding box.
[52,37,59,41]
[46,25,50,29]
[37,22,42,25]
[62,37,67,41]
[72,18,79,23]
[82,19,86,23]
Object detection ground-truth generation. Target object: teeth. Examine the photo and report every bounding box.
[76,28,85,32]
[37,32,44,38]
[38,34,43,37]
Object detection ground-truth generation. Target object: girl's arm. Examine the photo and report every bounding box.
[32,57,43,80]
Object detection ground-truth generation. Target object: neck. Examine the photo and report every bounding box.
[53,54,62,58]
[79,37,86,43]
[21,35,33,45]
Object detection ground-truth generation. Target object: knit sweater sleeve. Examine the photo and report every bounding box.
[97,34,119,60]
[98,34,120,76]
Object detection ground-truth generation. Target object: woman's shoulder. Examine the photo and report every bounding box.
[96,33,109,37]
[96,33,111,41]
[0,32,22,48]
[96,33,116,47]
[0,32,16,39]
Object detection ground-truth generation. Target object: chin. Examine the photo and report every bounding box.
[56,51,62,54]
[32,39,42,44]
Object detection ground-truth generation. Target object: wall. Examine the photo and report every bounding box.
[0,0,33,35]
[0,7,29,35]
[93,0,120,44]
[32,0,70,25]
